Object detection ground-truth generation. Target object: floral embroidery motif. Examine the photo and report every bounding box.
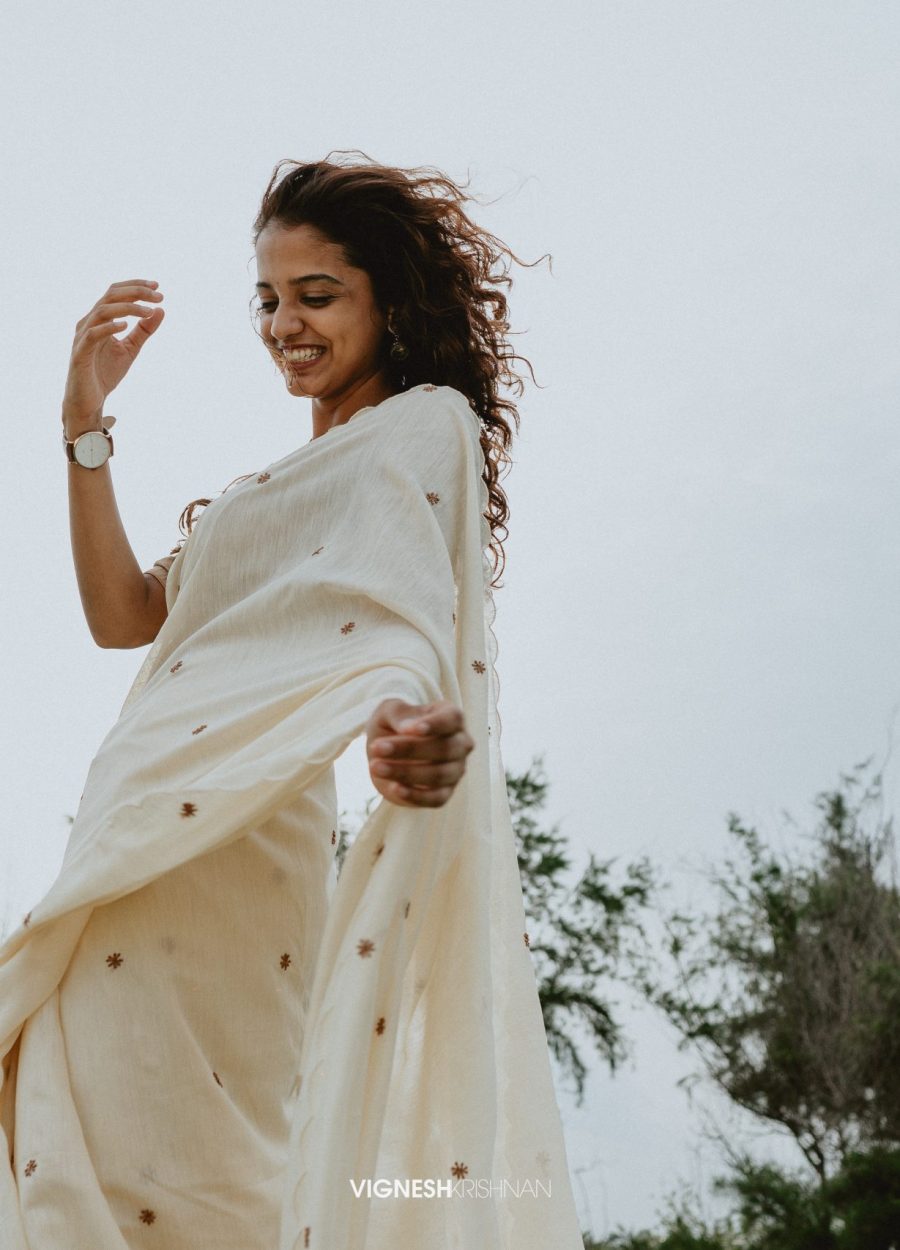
[24,1159,37,1177]
[426,491,440,505]
[257,472,271,484]
[139,1208,156,1225]
[170,660,183,673]
[375,1016,386,1035]
[451,1161,469,1179]
[331,829,337,845]
[280,953,292,970]
[312,546,324,556]
[524,932,530,947]
[471,659,486,674]
[106,952,124,969]
[424,384,437,392]
[191,724,207,735]
[357,938,375,958]
[22,911,31,928]
[213,1071,223,1087]
[180,801,197,818]
[341,621,356,635]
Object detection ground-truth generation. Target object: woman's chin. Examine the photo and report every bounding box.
[285,373,319,397]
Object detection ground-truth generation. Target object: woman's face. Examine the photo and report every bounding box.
[254,221,391,404]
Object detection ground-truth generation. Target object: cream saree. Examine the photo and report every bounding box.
[0,383,585,1248]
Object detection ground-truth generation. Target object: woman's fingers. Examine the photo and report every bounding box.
[77,299,162,333]
[114,305,165,348]
[389,782,455,808]
[396,700,465,738]
[371,757,464,788]
[370,727,474,762]
[366,699,474,807]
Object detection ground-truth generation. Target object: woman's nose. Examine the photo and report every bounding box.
[270,305,305,344]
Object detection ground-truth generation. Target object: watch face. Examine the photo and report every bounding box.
[74,431,111,468]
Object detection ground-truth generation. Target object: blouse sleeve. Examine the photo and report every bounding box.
[144,541,186,591]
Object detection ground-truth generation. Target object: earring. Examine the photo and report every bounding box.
[388,314,409,389]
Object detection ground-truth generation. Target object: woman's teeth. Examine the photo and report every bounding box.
[284,347,326,363]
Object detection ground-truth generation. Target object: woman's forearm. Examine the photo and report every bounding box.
[65,408,165,648]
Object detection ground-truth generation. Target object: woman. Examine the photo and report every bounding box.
[0,155,584,1249]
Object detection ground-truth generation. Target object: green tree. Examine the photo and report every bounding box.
[638,759,900,1186]
[337,755,653,1105]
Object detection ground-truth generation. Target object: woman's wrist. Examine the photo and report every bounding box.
[62,406,105,442]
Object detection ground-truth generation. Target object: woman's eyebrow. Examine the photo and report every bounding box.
[255,274,345,289]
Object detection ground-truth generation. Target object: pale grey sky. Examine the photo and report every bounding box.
[3,1,900,1239]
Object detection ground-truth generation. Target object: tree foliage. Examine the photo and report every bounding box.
[507,756,653,1102]
[639,760,900,1184]
[586,1148,900,1249]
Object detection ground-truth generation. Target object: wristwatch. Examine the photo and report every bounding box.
[63,416,116,468]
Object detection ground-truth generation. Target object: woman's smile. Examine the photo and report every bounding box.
[282,346,328,375]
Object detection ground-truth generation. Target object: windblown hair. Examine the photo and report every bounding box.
[178,150,546,587]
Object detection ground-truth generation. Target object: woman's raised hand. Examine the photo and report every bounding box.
[366,699,475,808]
[62,280,165,431]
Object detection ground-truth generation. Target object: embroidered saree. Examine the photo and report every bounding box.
[0,383,585,1248]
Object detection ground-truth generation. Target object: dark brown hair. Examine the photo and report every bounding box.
[179,150,546,586]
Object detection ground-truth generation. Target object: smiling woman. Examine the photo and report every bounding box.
[0,151,580,1250]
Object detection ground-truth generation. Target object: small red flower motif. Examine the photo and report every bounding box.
[331,829,337,845]
[180,801,197,817]
[426,491,440,505]
[24,1159,37,1177]
[170,660,183,673]
[524,932,531,948]
[280,953,292,970]
[471,660,486,674]
[213,1071,223,1087]
[191,724,207,735]
[341,621,356,635]
[357,938,375,958]
[375,1016,386,1035]
[312,546,324,556]
[22,911,31,928]
[139,1208,156,1225]
[257,472,271,484]
[424,384,437,392]
[106,952,124,969]
[451,1161,468,1179]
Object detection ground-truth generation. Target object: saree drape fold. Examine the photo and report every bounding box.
[0,383,584,1248]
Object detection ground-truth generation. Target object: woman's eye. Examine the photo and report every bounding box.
[257,296,333,314]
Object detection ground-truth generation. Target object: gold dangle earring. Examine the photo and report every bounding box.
[388,313,409,389]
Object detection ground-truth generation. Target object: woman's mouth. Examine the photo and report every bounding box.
[283,346,327,373]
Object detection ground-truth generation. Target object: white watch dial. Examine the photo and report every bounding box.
[73,431,111,468]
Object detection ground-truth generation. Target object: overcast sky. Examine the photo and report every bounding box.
[3,1,900,1239]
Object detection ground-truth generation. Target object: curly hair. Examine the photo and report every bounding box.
[178,150,546,587]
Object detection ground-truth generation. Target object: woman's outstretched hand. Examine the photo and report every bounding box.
[366,699,475,808]
[62,279,165,431]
